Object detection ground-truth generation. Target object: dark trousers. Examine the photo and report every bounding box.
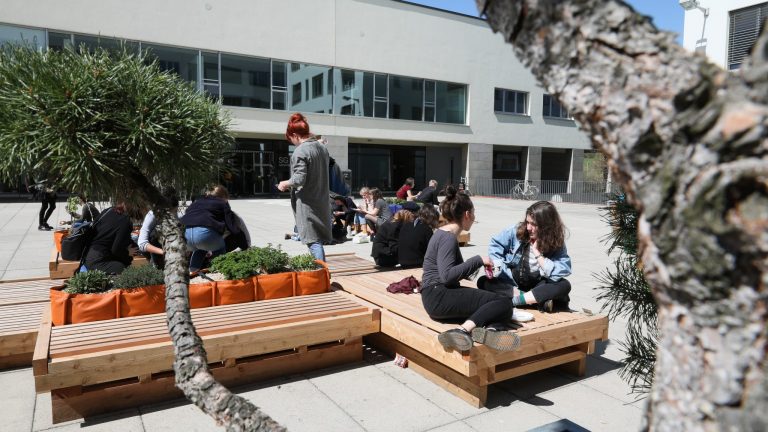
[421,284,512,327]
[480,277,571,305]
[39,194,56,226]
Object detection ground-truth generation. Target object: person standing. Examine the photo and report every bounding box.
[33,178,57,231]
[277,113,332,261]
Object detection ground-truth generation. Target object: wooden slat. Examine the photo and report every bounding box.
[489,347,585,383]
[32,308,52,376]
[325,253,379,276]
[0,278,61,306]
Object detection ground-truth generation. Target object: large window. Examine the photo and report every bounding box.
[0,24,45,51]
[435,82,466,124]
[494,88,529,115]
[287,63,333,114]
[389,75,423,121]
[542,94,570,119]
[728,3,768,70]
[143,44,199,87]
[220,54,271,108]
[271,61,287,110]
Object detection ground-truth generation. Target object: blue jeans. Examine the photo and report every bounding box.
[354,214,366,225]
[185,226,226,271]
[307,242,325,262]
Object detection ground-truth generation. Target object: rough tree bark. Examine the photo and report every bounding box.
[133,177,286,432]
[477,0,767,430]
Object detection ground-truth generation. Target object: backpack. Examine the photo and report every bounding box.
[328,157,350,197]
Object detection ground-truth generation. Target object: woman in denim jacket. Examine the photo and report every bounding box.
[484,201,572,312]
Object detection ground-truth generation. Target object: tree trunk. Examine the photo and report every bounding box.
[477,0,768,430]
[130,174,284,431]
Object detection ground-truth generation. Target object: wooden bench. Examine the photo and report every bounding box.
[33,291,380,423]
[49,248,148,279]
[333,269,609,407]
[0,277,63,369]
[325,252,378,275]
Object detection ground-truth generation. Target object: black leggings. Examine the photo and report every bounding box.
[39,195,56,226]
[481,277,571,304]
[421,284,512,327]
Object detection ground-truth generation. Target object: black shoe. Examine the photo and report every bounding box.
[471,327,521,351]
[437,328,473,352]
[44,223,54,230]
[541,299,554,313]
[38,225,52,231]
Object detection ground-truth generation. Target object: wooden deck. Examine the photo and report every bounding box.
[34,291,380,423]
[332,268,609,407]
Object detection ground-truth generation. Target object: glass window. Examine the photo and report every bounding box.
[389,75,423,121]
[543,94,570,119]
[202,51,220,101]
[728,3,768,70]
[374,74,388,118]
[272,61,287,110]
[424,80,436,122]
[333,69,372,117]
[47,32,73,51]
[143,43,199,86]
[495,88,528,115]
[292,83,302,105]
[287,63,332,114]
[312,74,323,99]
[435,82,466,124]
[494,88,504,112]
[73,34,124,54]
[220,54,271,109]
[0,24,45,51]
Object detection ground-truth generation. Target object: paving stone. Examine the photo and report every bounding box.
[463,400,560,431]
[0,368,36,432]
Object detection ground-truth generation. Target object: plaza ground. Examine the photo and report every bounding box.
[0,197,644,431]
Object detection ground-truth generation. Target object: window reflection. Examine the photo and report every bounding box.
[0,24,45,51]
[220,54,271,108]
[288,63,333,114]
[436,82,466,124]
[389,75,423,121]
[143,43,199,86]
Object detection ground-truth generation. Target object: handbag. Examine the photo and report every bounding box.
[60,208,110,261]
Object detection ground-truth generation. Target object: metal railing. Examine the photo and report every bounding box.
[473,179,622,205]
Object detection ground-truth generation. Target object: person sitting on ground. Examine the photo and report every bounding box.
[482,200,572,313]
[396,177,416,200]
[69,193,101,227]
[412,179,439,206]
[137,186,179,269]
[84,202,136,275]
[371,204,418,267]
[398,203,439,268]
[420,185,520,352]
[355,187,392,234]
[180,185,241,272]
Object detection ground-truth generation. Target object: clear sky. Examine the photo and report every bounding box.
[405,0,684,44]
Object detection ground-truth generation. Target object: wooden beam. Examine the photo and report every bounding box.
[32,307,51,378]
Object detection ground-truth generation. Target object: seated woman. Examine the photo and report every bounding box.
[355,187,392,233]
[84,203,135,275]
[137,186,179,269]
[421,185,520,352]
[332,195,356,240]
[351,187,372,236]
[396,177,416,201]
[180,185,241,272]
[398,203,439,268]
[483,201,572,313]
[371,209,414,267]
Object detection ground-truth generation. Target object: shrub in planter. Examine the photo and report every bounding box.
[291,254,330,296]
[113,265,166,317]
[289,254,321,271]
[385,197,406,205]
[64,270,113,294]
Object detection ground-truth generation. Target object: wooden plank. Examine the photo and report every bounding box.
[366,332,487,408]
[33,307,52,377]
[36,311,379,392]
[50,339,363,424]
[489,347,585,382]
[0,278,61,307]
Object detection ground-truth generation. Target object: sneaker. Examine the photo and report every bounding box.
[512,309,534,323]
[541,299,554,313]
[38,225,52,231]
[471,327,521,351]
[346,231,356,239]
[437,328,473,352]
[44,223,54,230]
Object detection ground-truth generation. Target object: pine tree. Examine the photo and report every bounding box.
[595,194,658,395]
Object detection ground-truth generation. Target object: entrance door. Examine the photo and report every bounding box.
[223,150,276,197]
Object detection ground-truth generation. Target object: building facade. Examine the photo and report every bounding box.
[682,0,767,71]
[0,0,594,197]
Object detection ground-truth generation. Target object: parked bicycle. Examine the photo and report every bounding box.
[510,180,539,200]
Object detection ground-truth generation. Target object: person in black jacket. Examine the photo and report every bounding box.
[181,185,241,271]
[398,203,439,268]
[371,209,414,267]
[84,204,135,274]
[413,179,439,206]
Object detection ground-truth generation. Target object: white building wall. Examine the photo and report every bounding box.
[682,0,765,69]
[0,0,590,152]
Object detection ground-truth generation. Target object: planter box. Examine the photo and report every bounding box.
[49,261,331,325]
[53,230,68,253]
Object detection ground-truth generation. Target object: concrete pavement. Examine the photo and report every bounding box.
[0,197,643,431]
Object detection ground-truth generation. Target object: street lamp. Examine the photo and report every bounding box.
[679,0,709,17]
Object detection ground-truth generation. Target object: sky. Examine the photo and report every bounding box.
[406,0,685,43]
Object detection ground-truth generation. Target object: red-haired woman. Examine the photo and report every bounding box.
[277,113,332,261]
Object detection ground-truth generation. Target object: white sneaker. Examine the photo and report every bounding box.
[512,309,534,323]
[346,231,356,239]
[352,235,369,244]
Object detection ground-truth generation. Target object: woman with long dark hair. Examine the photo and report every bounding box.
[420,185,520,352]
[484,201,572,312]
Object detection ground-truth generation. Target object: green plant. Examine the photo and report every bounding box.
[66,196,79,215]
[251,244,290,274]
[64,270,113,294]
[289,254,320,272]
[112,264,165,289]
[385,197,406,205]
[210,249,258,280]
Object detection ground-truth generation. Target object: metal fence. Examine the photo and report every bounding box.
[472,179,622,205]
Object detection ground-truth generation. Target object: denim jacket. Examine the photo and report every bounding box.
[488,223,572,283]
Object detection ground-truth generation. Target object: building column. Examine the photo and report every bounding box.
[466,143,493,195]
[570,149,584,194]
[322,135,349,170]
[525,147,542,183]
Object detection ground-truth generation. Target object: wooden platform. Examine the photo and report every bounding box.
[0,277,64,369]
[49,248,148,279]
[33,291,380,423]
[325,252,378,276]
[333,269,608,407]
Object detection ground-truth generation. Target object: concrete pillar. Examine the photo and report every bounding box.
[322,135,349,170]
[466,143,493,195]
[525,147,542,182]
[570,149,584,194]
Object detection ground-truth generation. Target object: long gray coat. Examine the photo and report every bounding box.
[288,139,332,245]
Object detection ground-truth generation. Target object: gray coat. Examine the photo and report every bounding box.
[288,138,332,244]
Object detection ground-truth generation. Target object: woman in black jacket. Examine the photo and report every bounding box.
[398,204,439,268]
[371,209,414,267]
[181,185,241,272]
[84,203,135,274]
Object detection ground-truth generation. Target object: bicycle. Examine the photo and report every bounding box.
[510,180,539,200]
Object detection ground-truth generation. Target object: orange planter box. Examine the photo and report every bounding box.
[295,260,331,296]
[214,279,255,305]
[53,230,68,253]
